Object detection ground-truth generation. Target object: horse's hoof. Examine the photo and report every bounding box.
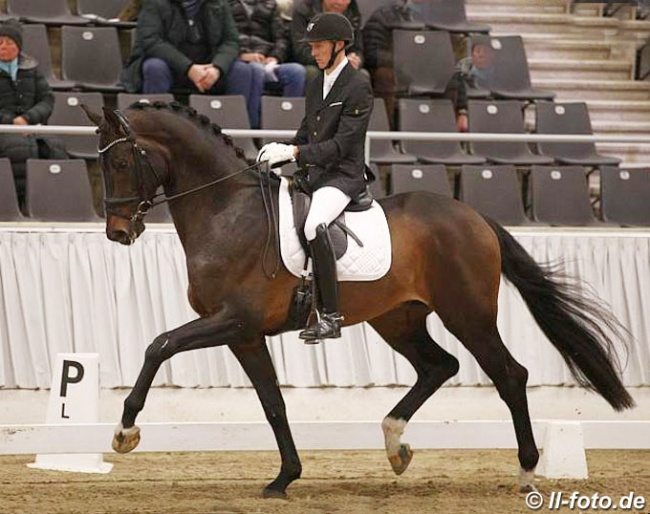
[388,443,413,475]
[261,487,288,500]
[519,482,538,494]
[112,424,141,453]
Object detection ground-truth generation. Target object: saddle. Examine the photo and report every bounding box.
[289,173,373,259]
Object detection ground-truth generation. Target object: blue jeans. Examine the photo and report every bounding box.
[141,58,266,128]
[250,61,306,98]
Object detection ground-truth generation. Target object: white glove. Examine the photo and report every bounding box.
[256,142,296,172]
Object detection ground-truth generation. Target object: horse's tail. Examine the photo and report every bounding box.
[483,216,635,411]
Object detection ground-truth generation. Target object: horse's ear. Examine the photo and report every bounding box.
[80,103,103,127]
[102,106,123,133]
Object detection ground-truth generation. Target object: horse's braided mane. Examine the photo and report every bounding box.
[128,101,247,160]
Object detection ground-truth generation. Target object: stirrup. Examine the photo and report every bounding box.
[299,312,343,342]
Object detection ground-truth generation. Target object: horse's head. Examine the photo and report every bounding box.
[82,104,164,245]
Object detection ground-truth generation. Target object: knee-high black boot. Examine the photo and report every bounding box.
[298,223,343,340]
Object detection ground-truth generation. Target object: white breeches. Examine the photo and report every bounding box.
[304,186,351,241]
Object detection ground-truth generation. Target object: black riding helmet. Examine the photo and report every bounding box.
[300,12,354,69]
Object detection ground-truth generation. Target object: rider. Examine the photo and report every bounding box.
[256,12,373,341]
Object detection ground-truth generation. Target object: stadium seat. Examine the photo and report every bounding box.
[390,164,453,197]
[600,166,650,226]
[0,158,23,220]
[117,93,175,111]
[356,0,395,27]
[468,100,554,165]
[529,165,603,226]
[76,0,137,28]
[25,159,101,222]
[536,102,622,166]
[260,96,305,145]
[480,35,556,102]
[189,95,258,161]
[459,165,535,226]
[399,98,485,165]
[369,97,417,164]
[50,92,104,160]
[6,0,90,25]
[61,26,124,92]
[420,0,491,34]
[392,30,457,97]
[22,24,75,91]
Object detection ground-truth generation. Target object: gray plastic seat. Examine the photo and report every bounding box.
[460,165,536,226]
[76,0,137,28]
[356,0,395,27]
[530,165,603,226]
[390,164,453,197]
[117,93,175,111]
[61,26,124,92]
[536,102,621,166]
[50,92,104,160]
[260,96,305,174]
[0,158,24,220]
[392,30,457,97]
[399,98,485,165]
[484,36,556,102]
[6,0,90,25]
[468,100,554,165]
[369,97,417,164]
[25,159,101,221]
[22,24,75,91]
[600,166,650,226]
[189,95,258,162]
[419,0,491,34]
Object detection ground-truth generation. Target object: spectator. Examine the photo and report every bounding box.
[228,0,306,108]
[0,19,67,209]
[276,0,294,21]
[291,0,364,82]
[456,35,496,92]
[362,0,468,131]
[120,0,264,128]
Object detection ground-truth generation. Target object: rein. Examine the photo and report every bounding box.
[98,131,281,279]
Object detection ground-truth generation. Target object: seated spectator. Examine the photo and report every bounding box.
[228,0,306,107]
[291,0,364,82]
[362,0,468,130]
[0,19,67,209]
[456,35,496,92]
[120,0,265,128]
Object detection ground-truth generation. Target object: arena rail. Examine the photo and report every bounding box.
[1,420,650,455]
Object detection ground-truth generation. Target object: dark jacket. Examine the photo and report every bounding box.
[121,0,240,93]
[292,62,373,198]
[0,53,65,204]
[228,0,290,62]
[290,0,364,66]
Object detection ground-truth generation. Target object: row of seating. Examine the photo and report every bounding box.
[0,0,133,27]
[2,157,648,227]
[0,158,171,223]
[48,91,617,168]
[371,164,650,227]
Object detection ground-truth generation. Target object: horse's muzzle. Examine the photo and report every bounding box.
[107,227,136,246]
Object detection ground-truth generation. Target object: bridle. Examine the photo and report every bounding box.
[97,111,260,224]
[97,111,281,278]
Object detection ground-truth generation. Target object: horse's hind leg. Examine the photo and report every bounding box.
[442,309,539,492]
[229,339,302,499]
[369,302,460,476]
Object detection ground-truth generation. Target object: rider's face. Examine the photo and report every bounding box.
[309,40,342,70]
[322,0,350,13]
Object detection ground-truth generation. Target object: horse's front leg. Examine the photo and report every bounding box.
[230,340,302,499]
[113,307,258,453]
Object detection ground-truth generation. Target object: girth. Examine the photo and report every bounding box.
[289,174,373,259]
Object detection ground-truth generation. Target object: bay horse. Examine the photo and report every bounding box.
[83,102,634,499]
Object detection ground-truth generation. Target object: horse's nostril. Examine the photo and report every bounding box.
[107,229,132,246]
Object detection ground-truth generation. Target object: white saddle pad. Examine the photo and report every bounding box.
[279,178,392,281]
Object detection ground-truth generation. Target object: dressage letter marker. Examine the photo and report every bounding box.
[28,353,112,474]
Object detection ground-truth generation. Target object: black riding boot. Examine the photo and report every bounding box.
[299,223,343,341]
